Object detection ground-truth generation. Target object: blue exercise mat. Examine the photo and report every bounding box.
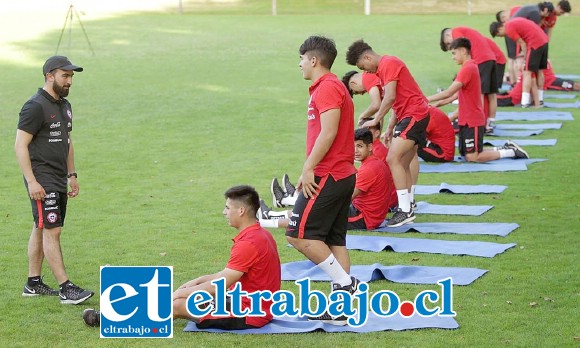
[420,161,527,173]
[415,183,507,195]
[494,123,562,130]
[496,111,574,121]
[544,93,577,99]
[281,260,487,285]
[500,83,513,91]
[555,74,580,80]
[488,129,544,137]
[346,235,516,258]
[543,101,580,108]
[373,222,519,237]
[183,312,459,334]
[483,139,557,146]
[415,202,493,216]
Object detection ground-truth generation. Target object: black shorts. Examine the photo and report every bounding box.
[478,60,499,94]
[525,43,548,72]
[548,78,575,91]
[196,299,259,330]
[347,204,367,230]
[458,125,484,156]
[496,63,506,89]
[393,115,429,146]
[30,191,67,229]
[286,174,356,246]
[418,142,450,162]
[505,37,517,59]
[497,93,515,107]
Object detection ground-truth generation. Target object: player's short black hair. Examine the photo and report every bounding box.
[538,2,554,12]
[450,37,471,53]
[224,185,260,217]
[346,39,373,66]
[354,128,373,145]
[341,70,358,97]
[299,35,337,69]
[440,28,451,52]
[495,10,504,22]
[558,0,571,13]
[489,21,503,38]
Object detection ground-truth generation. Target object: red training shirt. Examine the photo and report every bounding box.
[541,13,557,31]
[307,73,356,180]
[426,106,456,161]
[362,72,384,99]
[485,37,507,65]
[375,55,429,122]
[452,27,496,64]
[455,60,486,127]
[372,138,388,162]
[352,155,392,230]
[505,17,549,50]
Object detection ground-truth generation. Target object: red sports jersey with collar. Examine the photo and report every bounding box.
[426,107,456,161]
[352,155,391,230]
[372,138,388,162]
[455,60,486,127]
[541,13,557,30]
[452,27,496,64]
[543,60,556,88]
[485,37,507,64]
[362,72,384,99]
[505,17,549,49]
[375,55,429,122]
[224,223,281,327]
[307,73,356,180]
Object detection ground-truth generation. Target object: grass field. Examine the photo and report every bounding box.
[0,2,578,347]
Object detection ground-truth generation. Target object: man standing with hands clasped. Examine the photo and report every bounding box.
[15,56,94,304]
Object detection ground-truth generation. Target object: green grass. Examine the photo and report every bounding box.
[0,7,579,348]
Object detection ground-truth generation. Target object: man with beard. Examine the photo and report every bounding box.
[15,56,94,304]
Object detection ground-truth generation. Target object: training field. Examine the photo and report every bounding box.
[0,1,578,347]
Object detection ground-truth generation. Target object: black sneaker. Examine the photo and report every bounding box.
[307,311,348,326]
[282,173,296,197]
[59,282,94,305]
[333,276,361,295]
[521,103,532,108]
[270,178,286,208]
[258,199,272,220]
[504,140,529,159]
[22,277,59,297]
[83,308,100,327]
[387,208,415,227]
[411,200,417,212]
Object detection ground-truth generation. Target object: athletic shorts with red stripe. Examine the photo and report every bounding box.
[478,60,499,94]
[393,115,429,145]
[418,142,452,162]
[526,43,548,72]
[347,204,367,230]
[30,191,67,229]
[458,125,484,156]
[286,174,356,246]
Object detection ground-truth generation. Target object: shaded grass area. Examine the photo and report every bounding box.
[0,11,578,347]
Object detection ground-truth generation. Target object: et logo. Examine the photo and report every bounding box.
[100,266,173,338]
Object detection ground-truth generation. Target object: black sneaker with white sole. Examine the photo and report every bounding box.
[83,308,100,327]
[22,277,59,297]
[307,311,348,326]
[504,140,529,159]
[332,276,361,295]
[59,282,94,305]
[258,199,272,220]
[270,177,286,208]
[411,200,417,212]
[387,208,415,227]
[282,173,296,197]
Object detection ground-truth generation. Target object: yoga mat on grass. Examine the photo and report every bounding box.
[487,129,544,137]
[556,74,580,80]
[494,123,562,130]
[496,111,573,121]
[281,260,487,285]
[415,202,493,216]
[543,101,580,108]
[483,139,557,146]
[420,161,527,173]
[184,312,459,334]
[544,93,576,99]
[373,222,519,237]
[346,235,516,257]
[415,183,507,195]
